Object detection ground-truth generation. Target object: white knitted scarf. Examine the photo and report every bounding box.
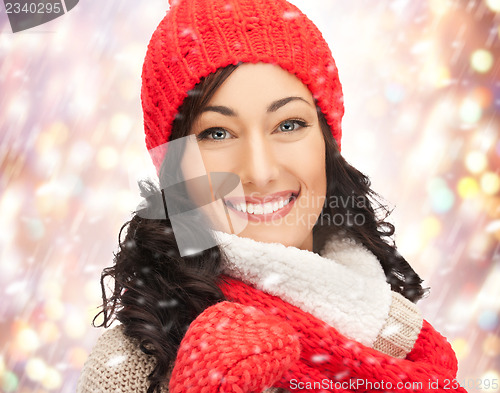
[211,230,393,348]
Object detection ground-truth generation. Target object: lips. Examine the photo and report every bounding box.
[223,190,299,219]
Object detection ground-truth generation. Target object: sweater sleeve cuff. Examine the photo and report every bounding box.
[372,291,423,358]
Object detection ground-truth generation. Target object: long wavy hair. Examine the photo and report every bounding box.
[94,63,429,393]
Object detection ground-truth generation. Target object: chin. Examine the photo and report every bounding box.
[237,225,309,249]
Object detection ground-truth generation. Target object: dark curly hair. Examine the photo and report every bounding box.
[93,63,429,393]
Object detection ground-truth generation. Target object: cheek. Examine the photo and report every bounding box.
[180,146,248,234]
[180,150,208,207]
[309,157,327,215]
[178,138,229,217]
[296,133,327,200]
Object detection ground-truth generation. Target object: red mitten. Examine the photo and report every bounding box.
[169,301,301,393]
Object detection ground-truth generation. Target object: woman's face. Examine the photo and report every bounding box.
[186,62,327,251]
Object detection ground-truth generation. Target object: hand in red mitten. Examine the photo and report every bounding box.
[169,301,300,393]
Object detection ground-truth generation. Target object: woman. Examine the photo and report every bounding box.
[77,0,468,392]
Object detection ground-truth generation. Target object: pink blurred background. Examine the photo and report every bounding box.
[0,0,499,391]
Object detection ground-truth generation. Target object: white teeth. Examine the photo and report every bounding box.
[263,202,274,214]
[253,204,264,214]
[230,196,294,215]
[233,203,247,213]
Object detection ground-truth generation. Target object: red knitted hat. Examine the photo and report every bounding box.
[141,0,344,171]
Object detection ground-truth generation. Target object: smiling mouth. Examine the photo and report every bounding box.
[223,191,299,215]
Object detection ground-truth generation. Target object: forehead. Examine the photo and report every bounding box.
[207,62,315,107]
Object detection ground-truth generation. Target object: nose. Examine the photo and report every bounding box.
[237,133,280,189]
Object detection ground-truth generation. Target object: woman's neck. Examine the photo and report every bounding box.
[298,231,313,252]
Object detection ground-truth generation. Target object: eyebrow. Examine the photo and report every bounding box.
[200,96,311,117]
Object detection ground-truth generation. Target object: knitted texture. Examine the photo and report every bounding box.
[213,229,420,356]
[169,301,300,393]
[218,276,467,393]
[141,0,344,171]
[77,280,466,393]
[372,291,423,358]
[76,324,167,393]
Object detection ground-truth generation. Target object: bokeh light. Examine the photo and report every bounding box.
[420,215,442,242]
[451,337,470,360]
[478,310,500,332]
[25,358,47,382]
[457,177,481,199]
[68,347,89,369]
[43,299,64,321]
[483,334,500,357]
[470,49,494,73]
[481,172,500,195]
[486,0,500,13]
[460,98,483,124]
[14,327,40,353]
[41,368,62,391]
[38,321,60,344]
[1,371,18,393]
[465,151,488,174]
[63,313,86,339]
[480,370,500,393]
[97,146,119,170]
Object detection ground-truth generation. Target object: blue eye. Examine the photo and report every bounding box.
[278,119,309,133]
[280,120,297,132]
[196,119,310,142]
[278,120,309,133]
[196,128,229,142]
[210,129,227,140]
